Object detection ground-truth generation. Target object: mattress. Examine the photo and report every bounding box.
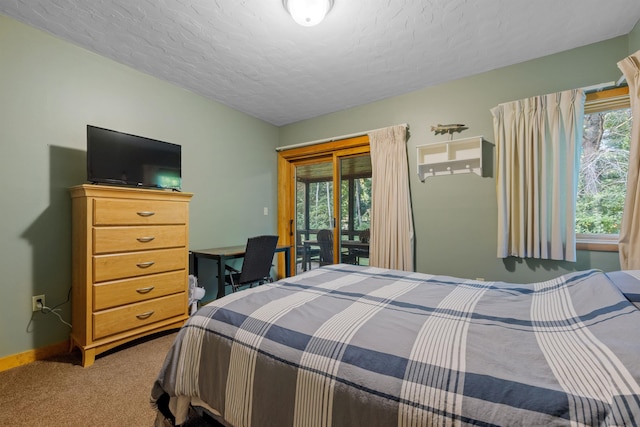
[152,264,640,426]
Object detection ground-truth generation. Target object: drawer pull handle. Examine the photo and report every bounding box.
[137,211,155,217]
[136,261,155,268]
[136,236,156,243]
[136,286,155,294]
[136,311,154,320]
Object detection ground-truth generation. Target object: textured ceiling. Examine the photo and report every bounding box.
[2,0,640,126]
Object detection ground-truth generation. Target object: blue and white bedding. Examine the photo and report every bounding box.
[151,265,640,426]
[606,270,640,309]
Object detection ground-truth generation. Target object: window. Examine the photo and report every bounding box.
[576,86,631,251]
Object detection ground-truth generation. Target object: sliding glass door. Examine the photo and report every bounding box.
[277,135,371,276]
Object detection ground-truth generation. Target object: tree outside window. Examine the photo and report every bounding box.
[576,87,631,243]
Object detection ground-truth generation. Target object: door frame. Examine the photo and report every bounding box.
[277,135,370,276]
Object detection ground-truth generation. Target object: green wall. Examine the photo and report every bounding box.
[280,36,630,283]
[0,15,279,360]
[630,18,640,53]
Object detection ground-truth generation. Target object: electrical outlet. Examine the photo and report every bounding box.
[32,294,45,312]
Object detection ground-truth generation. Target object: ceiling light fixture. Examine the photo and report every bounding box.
[283,0,334,27]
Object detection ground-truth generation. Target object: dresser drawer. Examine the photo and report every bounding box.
[93,293,186,340]
[93,198,187,225]
[93,225,187,254]
[93,248,187,283]
[93,270,186,311]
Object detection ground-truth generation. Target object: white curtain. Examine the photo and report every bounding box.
[491,89,585,261]
[368,124,414,270]
[618,50,640,269]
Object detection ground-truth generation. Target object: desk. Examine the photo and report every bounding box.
[191,244,291,299]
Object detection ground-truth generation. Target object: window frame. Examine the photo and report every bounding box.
[575,86,630,252]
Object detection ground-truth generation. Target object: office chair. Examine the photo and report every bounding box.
[225,235,279,292]
[317,229,334,266]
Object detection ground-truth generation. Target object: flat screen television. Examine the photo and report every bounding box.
[87,125,181,190]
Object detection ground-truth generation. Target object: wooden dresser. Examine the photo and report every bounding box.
[70,184,193,367]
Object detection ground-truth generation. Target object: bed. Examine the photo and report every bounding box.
[151,264,640,426]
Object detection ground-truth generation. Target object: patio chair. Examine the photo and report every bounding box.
[351,229,370,264]
[317,229,334,266]
[297,230,319,271]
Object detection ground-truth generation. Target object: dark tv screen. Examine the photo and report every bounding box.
[87,125,181,190]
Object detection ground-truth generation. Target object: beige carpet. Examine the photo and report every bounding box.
[0,331,183,426]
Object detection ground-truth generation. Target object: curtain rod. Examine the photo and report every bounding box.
[275,123,409,152]
[582,81,616,93]
[581,76,628,94]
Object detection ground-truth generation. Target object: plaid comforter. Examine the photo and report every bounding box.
[151,265,640,426]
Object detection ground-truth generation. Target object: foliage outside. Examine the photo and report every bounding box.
[576,108,631,234]
[342,178,371,232]
[296,177,371,237]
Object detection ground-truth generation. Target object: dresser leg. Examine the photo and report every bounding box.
[82,348,96,367]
